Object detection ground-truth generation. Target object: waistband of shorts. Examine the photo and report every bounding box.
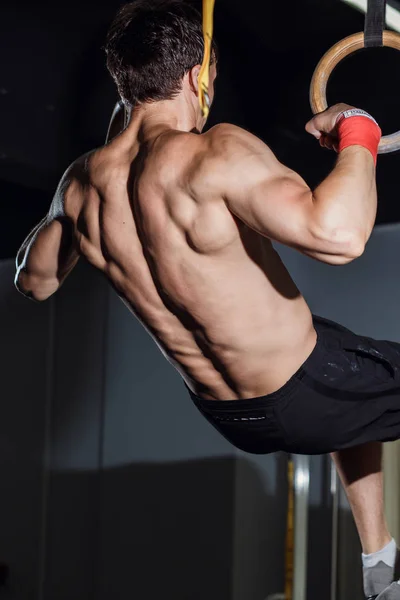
[185,316,326,411]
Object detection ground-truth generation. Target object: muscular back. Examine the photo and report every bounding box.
[67,126,316,400]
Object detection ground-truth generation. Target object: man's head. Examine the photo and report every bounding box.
[105,0,218,124]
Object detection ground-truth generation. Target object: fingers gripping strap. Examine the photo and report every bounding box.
[198,0,215,118]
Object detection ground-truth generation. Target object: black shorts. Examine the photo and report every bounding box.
[186,316,400,455]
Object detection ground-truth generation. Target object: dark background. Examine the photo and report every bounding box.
[1,4,400,598]
[2,0,400,259]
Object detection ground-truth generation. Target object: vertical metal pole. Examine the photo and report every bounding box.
[330,459,339,600]
[292,455,310,600]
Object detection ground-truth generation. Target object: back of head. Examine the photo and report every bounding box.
[105,0,218,108]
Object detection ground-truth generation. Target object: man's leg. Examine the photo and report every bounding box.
[332,442,398,598]
[332,442,391,553]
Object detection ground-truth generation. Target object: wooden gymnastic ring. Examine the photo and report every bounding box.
[310,30,400,154]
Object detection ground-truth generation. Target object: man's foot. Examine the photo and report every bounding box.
[364,541,400,599]
[375,582,400,599]
[365,561,399,598]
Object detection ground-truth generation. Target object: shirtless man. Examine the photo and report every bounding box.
[14,1,400,598]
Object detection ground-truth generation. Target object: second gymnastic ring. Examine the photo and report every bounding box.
[310,30,400,154]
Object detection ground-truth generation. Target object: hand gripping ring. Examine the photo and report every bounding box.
[310,30,400,154]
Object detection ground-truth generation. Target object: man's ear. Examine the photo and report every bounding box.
[188,65,201,94]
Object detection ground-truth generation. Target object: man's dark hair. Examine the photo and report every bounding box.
[105,0,217,107]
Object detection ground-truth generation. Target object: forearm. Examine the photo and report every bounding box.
[312,146,377,244]
[15,217,79,301]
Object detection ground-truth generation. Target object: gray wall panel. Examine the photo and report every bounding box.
[0,260,51,600]
[98,291,236,600]
[232,452,288,600]
[275,225,400,339]
[43,263,107,600]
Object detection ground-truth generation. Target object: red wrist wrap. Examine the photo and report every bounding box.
[337,115,382,165]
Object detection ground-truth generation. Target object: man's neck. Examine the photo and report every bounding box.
[125,97,200,144]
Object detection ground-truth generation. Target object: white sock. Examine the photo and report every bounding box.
[362,538,397,569]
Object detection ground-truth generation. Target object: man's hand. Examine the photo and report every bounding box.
[305,103,355,150]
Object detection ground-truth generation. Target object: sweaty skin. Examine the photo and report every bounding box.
[63,128,317,401]
[15,61,377,401]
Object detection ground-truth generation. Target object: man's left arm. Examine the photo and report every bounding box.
[15,98,125,302]
[15,169,81,301]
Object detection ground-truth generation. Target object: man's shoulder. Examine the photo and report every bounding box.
[205,123,250,148]
[49,152,93,220]
[198,124,267,181]
[203,123,269,165]
[181,125,251,200]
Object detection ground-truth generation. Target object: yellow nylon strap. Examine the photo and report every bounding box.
[198,0,215,118]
